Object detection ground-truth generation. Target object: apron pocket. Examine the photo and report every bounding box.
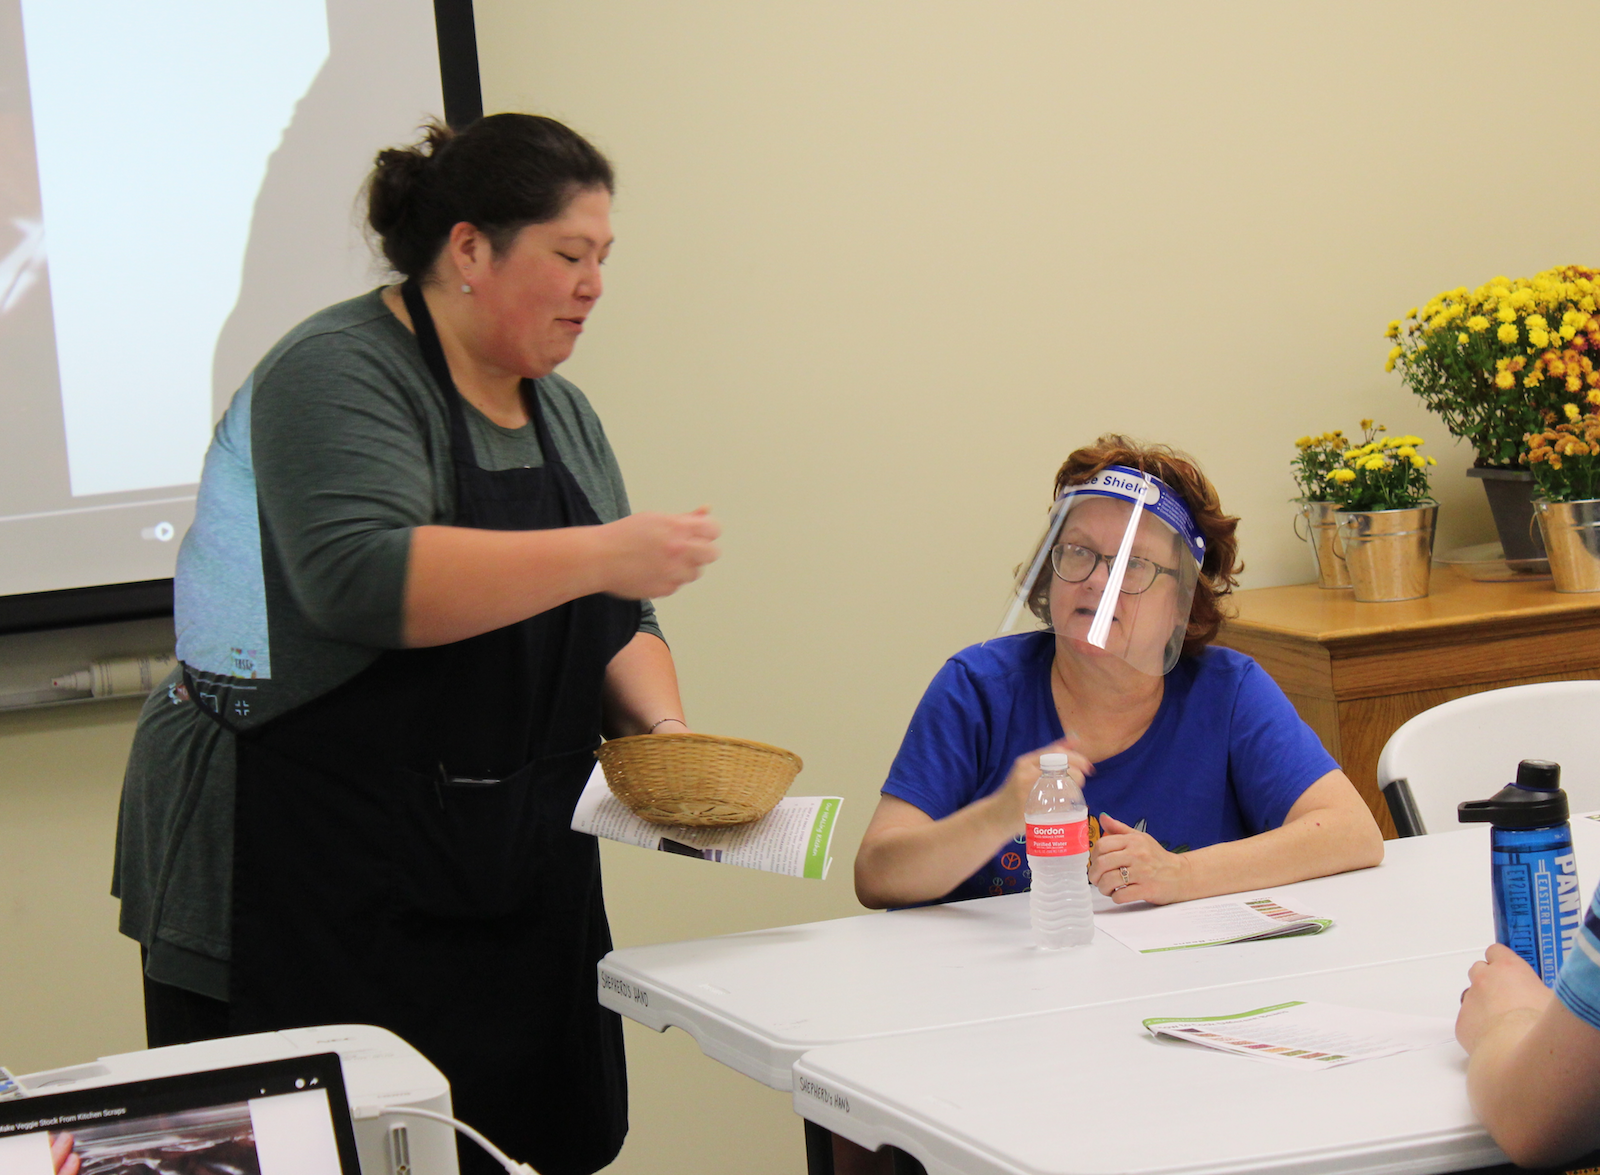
[389,766,547,920]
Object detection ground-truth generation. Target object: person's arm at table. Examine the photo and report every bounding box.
[403,510,718,646]
[601,631,688,738]
[1456,943,1600,1167]
[1086,769,1383,905]
[854,743,1084,909]
[251,332,720,650]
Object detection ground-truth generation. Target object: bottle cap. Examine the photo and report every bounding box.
[1458,759,1569,829]
[1516,760,1562,792]
[1039,752,1072,771]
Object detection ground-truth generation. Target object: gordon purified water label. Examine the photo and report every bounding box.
[1026,816,1089,857]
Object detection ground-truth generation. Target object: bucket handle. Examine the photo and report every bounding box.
[1293,509,1310,543]
[1337,524,1431,539]
[1332,518,1349,563]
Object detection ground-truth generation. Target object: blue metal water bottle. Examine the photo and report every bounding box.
[1458,759,1582,988]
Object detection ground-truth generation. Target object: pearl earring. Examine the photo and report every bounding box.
[461,282,472,294]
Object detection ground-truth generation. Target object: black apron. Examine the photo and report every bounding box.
[213,281,640,1175]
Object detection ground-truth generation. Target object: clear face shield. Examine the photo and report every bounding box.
[996,466,1204,677]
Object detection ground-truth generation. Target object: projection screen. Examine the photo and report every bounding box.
[0,0,476,630]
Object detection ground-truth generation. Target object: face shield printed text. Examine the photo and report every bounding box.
[1071,469,1204,567]
[1083,468,1161,504]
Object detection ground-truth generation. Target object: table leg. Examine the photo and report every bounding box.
[804,1118,834,1175]
[803,1119,928,1175]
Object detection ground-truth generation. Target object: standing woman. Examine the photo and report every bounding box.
[113,115,719,1175]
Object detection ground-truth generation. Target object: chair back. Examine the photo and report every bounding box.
[1375,680,1600,836]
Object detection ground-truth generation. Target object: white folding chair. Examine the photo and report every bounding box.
[1376,680,1600,836]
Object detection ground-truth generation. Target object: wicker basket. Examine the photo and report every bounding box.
[595,732,803,827]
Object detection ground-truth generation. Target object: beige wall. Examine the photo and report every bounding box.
[7,3,1600,1173]
[0,700,147,1070]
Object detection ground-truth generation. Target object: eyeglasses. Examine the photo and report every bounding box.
[1050,542,1178,595]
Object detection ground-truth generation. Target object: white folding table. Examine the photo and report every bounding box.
[599,818,1600,1172]
[601,821,1600,1089]
[792,950,1503,1175]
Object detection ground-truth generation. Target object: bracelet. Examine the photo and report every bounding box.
[648,717,688,734]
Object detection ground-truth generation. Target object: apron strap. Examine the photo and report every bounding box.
[401,279,481,469]
[400,279,553,473]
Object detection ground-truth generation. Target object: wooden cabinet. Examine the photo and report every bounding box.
[1214,576,1600,839]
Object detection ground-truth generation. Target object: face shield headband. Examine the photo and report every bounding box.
[996,466,1205,677]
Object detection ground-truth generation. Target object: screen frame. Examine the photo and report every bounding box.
[0,1051,363,1174]
[0,0,481,635]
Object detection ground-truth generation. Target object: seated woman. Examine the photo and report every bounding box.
[855,435,1384,910]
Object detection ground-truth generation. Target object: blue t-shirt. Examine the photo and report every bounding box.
[881,632,1339,903]
[1556,882,1600,1030]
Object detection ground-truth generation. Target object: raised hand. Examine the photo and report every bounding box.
[600,507,721,599]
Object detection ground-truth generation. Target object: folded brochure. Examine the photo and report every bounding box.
[571,763,841,879]
[1142,1000,1455,1069]
[1096,891,1332,953]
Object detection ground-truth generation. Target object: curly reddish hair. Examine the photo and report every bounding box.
[1030,435,1242,659]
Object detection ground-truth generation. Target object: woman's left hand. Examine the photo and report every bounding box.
[1088,813,1190,905]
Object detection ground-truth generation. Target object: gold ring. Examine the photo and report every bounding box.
[1120,866,1130,886]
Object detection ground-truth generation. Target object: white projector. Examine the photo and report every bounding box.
[7,1024,458,1175]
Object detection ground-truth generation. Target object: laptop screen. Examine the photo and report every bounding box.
[0,1052,361,1175]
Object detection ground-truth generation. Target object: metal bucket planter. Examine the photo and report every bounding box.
[1295,500,1352,589]
[1533,498,1600,593]
[1334,503,1437,602]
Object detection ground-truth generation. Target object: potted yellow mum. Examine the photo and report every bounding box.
[1291,430,1352,589]
[1324,424,1438,602]
[1387,265,1600,563]
[1524,406,1600,592]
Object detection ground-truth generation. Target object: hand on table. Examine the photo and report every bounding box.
[1088,813,1189,905]
[601,507,721,599]
[49,1132,80,1175]
[1456,942,1553,1054]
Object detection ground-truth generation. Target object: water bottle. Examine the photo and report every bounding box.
[1458,759,1583,987]
[1026,752,1094,949]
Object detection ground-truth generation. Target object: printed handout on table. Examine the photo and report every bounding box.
[1096,891,1332,953]
[1142,1000,1457,1070]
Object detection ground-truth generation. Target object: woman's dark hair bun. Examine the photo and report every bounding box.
[365,114,613,279]
[366,123,454,277]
